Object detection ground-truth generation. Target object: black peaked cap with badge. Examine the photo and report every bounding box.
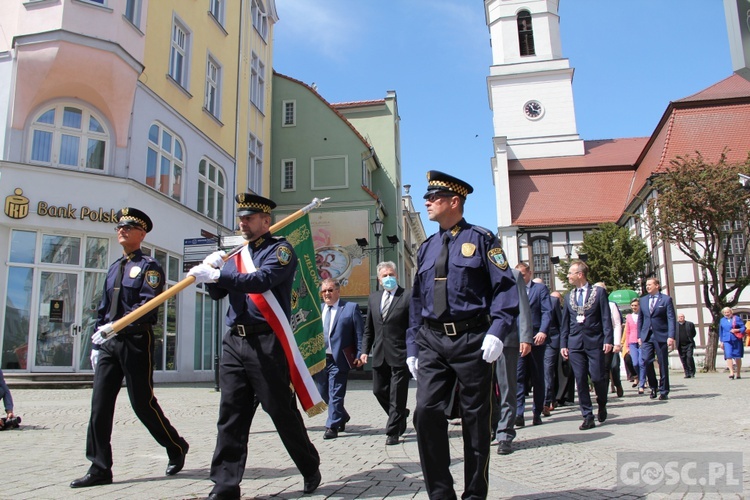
[424,170,474,199]
[115,207,153,233]
[235,193,277,216]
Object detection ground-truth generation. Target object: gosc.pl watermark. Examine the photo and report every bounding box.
[617,452,743,493]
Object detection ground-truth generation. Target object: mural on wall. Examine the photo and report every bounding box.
[309,210,370,297]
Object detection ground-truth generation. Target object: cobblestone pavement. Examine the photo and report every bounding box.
[3,369,749,499]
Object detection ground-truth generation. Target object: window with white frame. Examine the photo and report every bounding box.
[140,245,180,371]
[209,0,224,26]
[531,237,552,288]
[124,0,141,27]
[169,19,190,88]
[248,134,263,193]
[250,53,265,112]
[29,104,109,171]
[146,123,184,202]
[205,55,221,117]
[282,100,296,127]
[198,158,226,224]
[251,0,268,41]
[722,220,749,279]
[281,159,295,191]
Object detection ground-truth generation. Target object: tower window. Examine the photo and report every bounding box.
[517,10,535,56]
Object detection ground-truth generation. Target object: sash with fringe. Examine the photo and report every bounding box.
[236,247,326,417]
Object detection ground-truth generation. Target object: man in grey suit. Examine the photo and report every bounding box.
[361,262,412,446]
[493,267,533,455]
[638,277,676,400]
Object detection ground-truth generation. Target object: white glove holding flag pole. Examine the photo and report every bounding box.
[90,349,99,371]
[188,263,220,284]
[203,250,227,269]
[91,323,115,345]
[481,335,503,363]
[406,356,419,380]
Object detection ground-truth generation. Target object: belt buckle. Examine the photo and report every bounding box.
[444,322,457,336]
[236,325,246,337]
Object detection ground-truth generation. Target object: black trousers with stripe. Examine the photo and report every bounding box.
[86,329,186,476]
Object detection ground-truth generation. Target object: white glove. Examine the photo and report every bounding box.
[188,263,220,284]
[91,323,115,345]
[203,250,227,269]
[90,349,100,371]
[406,356,419,380]
[481,335,504,363]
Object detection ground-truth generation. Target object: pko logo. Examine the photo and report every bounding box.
[617,452,742,493]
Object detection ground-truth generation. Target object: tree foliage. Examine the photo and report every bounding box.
[554,223,649,294]
[644,152,750,371]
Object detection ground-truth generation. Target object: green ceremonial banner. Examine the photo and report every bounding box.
[276,214,326,376]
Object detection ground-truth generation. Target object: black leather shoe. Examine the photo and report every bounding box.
[597,406,607,423]
[206,492,240,500]
[650,388,658,399]
[386,434,399,446]
[70,473,113,488]
[532,415,543,426]
[303,470,321,494]
[579,417,596,431]
[166,440,189,476]
[615,384,624,397]
[497,440,513,455]
[336,415,351,432]
[514,415,525,428]
[658,394,668,401]
[324,427,338,439]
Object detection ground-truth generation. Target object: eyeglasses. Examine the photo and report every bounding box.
[114,225,141,233]
[424,193,453,203]
[321,289,337,294]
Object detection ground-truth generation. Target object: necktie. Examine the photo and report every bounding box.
[576,288,583,307]
[381,292,392,319]
[107,258,127,320]
[323,305,331,349]
[649,295,656,313]
[433,233,450,318]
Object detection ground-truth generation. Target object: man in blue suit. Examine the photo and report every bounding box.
[315,278,364,439]
[638,277,676,400]
[560,260,613,430]
[514,263,552,427]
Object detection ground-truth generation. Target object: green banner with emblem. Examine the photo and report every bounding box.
[275,214,326,375]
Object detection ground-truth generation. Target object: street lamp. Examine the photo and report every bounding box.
[355,215,399,290]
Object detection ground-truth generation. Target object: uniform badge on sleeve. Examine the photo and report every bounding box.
[145,270,161,288]
[277,246,292,265]
[488,248,509,270]
[461,243,476,257]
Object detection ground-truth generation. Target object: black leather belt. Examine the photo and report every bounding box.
[425,315,491,336]
[231,323,274,336]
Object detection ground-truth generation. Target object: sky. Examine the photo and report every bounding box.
[271,0,735,235]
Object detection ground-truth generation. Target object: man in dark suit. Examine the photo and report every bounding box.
[560,260,613,430]
[493,267,533,455]
[360,261,412,446]
[514,263,552,427]
[639,277,676,400]
[676,313,697,378]
[314,278,364,439]
[543,291,562,415]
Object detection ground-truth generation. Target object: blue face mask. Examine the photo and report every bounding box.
[381,276,398,291]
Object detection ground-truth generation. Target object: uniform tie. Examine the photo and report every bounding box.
[107,258,127,321]
[381,291,392,319]
[323,305,331,350]
[433,233,450,318]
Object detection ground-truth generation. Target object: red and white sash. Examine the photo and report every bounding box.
[237,247,326,417]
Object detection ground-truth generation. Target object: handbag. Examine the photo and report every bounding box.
[731,316,744,340]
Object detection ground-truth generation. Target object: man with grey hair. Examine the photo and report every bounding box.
[360,262,412,445]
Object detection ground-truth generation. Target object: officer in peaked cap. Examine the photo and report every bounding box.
[72,208,189,488]
[188,193,322,497]
[407,170,519,499]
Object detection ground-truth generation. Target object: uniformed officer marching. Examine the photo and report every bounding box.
[71,208,189,488]
[188,194,321,499]
[407,171,519,499]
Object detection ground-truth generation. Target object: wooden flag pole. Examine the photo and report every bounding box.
[105,197,329,336]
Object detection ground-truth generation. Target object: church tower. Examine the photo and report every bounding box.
[485,0,583,264]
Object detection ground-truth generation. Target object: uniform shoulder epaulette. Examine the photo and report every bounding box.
[271,235,287,242]
[471,225,495,240]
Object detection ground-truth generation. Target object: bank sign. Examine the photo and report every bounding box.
[4,187,117,223]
